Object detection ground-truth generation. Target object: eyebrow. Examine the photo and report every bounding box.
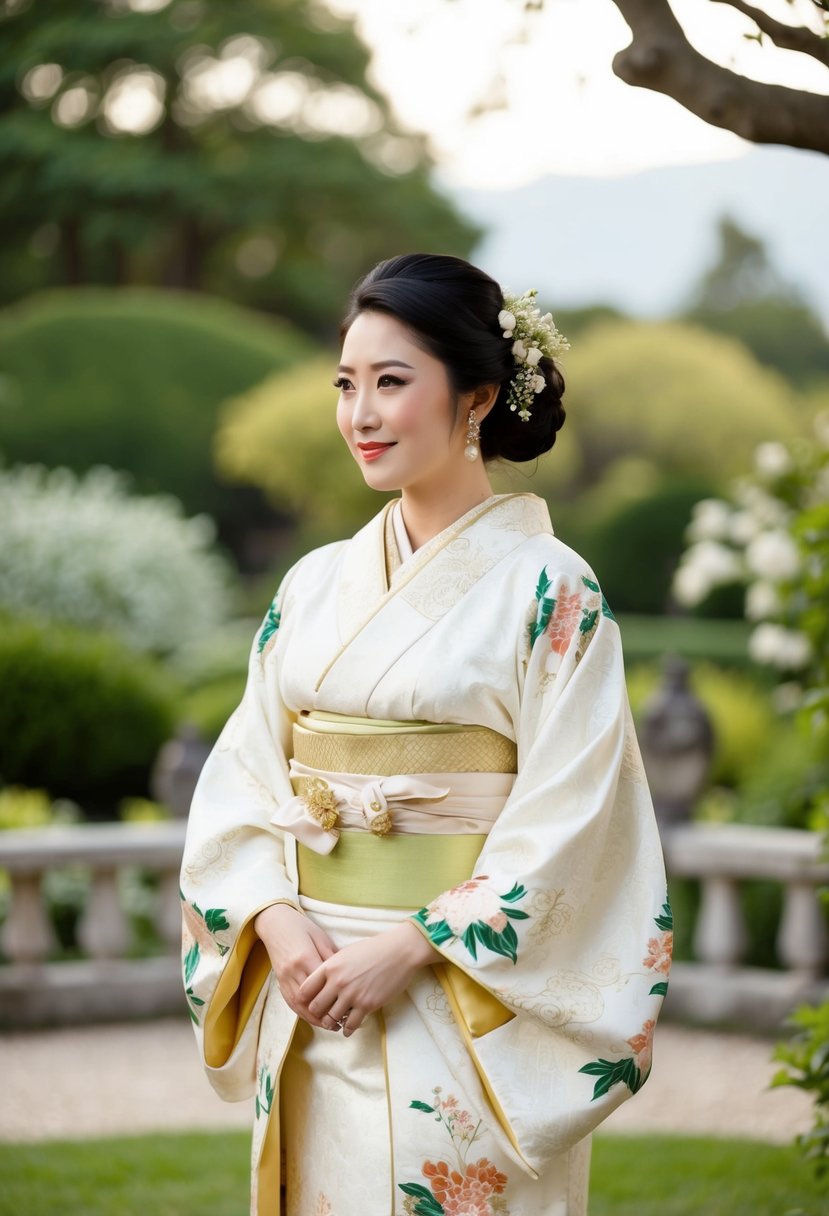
[336,360,415,372]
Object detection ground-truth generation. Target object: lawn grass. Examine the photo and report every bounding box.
[0,1131,824,1215]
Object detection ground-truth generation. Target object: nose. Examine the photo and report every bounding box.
[350,384,381,431]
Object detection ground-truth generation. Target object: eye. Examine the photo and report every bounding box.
[332,376,353,391]
[378,374,406,387]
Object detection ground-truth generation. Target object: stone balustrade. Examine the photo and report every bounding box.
[0,821,186,1027]
[662,823,829,1031]
[1,820,828,1029]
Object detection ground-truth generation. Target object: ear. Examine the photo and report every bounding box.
[465,382,500,423]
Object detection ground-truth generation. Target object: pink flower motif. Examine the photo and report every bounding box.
[424,876,505,937]
[546,588,584,656]
[627,1018,655,1076]
[424,1157,508,1213]
[643,931,673,975]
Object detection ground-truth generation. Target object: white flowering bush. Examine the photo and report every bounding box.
[0,464,235,656]
[672,416,829,691]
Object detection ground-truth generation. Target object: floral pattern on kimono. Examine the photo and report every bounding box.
[401,1088,511,1215]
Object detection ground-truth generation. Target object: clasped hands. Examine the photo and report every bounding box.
[253,903,441,1037]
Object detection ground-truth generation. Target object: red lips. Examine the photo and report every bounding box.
[357,441,396,461]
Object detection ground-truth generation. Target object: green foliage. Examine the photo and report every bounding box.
[0,288,312,549]
[688,299,829,389]
[585,477,721,614]
[0,615,178,814]
[626,662,777,791]
[533,320,802,504]
[0,1132,826,1216]
[179,675,246,743]
[773,1002,829,1173]
[0,0,478,324]
[615,614,752,667]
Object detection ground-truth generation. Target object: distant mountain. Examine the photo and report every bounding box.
[437,146,829,326]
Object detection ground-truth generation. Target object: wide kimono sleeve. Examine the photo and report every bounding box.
[179,562,303,1102]
[408,559,671,1174]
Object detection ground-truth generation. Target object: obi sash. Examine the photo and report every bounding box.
[274,709,517,910]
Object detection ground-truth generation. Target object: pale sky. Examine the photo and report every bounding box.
[327,0,828,188]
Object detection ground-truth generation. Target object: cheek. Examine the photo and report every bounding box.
[393,385,453,440]
[335,399,351,442]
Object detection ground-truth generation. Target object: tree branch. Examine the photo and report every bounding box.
[609,0,829,156]
[710,0,829,68]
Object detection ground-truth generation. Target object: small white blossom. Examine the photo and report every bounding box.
[745,529,800,581]
[0,464,234,655]
[512,338,527,361]
[754,441,792,479]
[734,482,791,529]
[525,346,543,367]
[531,373,545,393]
[745,580,781,621]
[686,498,732,543]
[728,510,761,545]
[498,309,515,334]
[748,623,812,670]
[672,541,742,607]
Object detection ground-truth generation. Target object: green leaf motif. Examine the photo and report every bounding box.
[504,907,529,920]
[650,981,669,997]
[579,1056,642,1101]
[529,565,557,647]
[501,882,526,903]
[409,1100,436,1114]
[601,594,616,622]
[579,608,598,635]
[581,575,600,593]
[183,941,200,986]
[655,898,673,932]
[205,908,230,934]
[397,1183,444,1216]
[257,600,281,653]
[412,910,454,947]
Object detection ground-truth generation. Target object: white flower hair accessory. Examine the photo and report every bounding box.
[498,288,569,422]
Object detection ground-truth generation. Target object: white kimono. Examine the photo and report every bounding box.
[180,492,670,1216]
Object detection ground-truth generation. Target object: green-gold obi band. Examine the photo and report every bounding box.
[290,710,516,909]
[295,832,489,909]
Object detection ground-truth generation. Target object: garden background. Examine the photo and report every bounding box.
[1,1,828,1213]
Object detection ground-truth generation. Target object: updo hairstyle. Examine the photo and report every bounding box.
[340,253,565,463]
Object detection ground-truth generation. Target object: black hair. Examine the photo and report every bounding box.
[339,253,566,463]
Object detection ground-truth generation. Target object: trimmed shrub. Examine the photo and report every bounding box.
[0,616,179,815]
[0,288,314,555]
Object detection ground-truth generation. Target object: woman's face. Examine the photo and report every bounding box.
[335,310,467,495]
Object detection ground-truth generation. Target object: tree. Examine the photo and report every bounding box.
[608,0,829,157]
[684,216,829,387]
[0,0,479,333]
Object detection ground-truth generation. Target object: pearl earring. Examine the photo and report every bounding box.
[464,410,480,462]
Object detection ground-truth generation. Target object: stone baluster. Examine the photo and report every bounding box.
[778,880,829,977]
[693,875,748,967]
[1,870,57,963]
[77,867,131,959]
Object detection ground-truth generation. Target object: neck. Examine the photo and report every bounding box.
[399,472,496,552]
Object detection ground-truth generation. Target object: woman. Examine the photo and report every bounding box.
[180,253,670,1216]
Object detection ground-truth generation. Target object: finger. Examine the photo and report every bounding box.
[297,965,328,1004]
[341,1008,363,1037]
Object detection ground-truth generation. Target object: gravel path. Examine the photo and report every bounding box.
[0,1018,813,1145]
